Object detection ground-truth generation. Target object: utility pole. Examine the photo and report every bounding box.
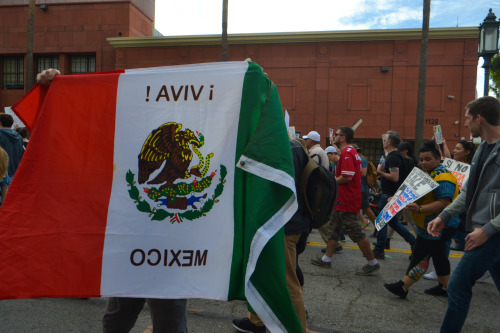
[222,0,228,61]
[26,0,36,92]
[414,0,430,157]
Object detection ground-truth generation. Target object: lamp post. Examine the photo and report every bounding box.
[478,9,500,96]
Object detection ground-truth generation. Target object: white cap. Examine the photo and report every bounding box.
[325,146,337,154]
[303,130,320,142]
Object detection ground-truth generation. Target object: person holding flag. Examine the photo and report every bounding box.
[3,61,305,333]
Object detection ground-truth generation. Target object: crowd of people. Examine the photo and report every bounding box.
[237,96,500,333]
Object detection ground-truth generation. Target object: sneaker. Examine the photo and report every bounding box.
[373,249,385,259]
[384,280,408,299]
[424,284,448,297]
[232,318,266,333]
[311,256,331,268]
[423,270,438,281]
[321,245,343,253]
[356,263,380,276]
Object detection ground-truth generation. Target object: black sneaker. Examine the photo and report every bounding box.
[373,249,385,259]
[384,280,408,299]
[424,284,448,297]
[232,318,266,333]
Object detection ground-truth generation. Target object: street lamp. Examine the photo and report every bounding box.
[478,8,500,96]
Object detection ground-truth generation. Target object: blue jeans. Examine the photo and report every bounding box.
[375,193,416,252]
[441,232,500,333]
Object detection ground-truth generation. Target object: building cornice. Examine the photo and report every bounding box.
[107,27,478,48]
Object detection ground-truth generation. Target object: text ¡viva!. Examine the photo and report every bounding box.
[146,85,214,102]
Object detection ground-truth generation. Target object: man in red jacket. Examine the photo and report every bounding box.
[311,126,380,275]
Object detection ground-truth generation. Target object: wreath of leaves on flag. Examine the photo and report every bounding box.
[125,165,227,223]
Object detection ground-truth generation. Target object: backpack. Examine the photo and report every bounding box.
[299,147,338,229]
[398,153,415,183]
[364,158,378,190]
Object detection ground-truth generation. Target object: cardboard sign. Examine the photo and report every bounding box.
[433,125,443,144]
[375,168,438,231]
[442,158,470,190]
[4,107,26,128]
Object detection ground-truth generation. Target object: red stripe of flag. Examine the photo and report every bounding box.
[0,71,123,299]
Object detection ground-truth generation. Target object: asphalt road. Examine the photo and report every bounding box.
[0,226,498,332]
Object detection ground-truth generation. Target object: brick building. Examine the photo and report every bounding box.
[0,0,154,107]
[0,1,479,160]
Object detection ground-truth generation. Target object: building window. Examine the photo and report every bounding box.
[356,139,387,164]
[70,55,96,74]
[2,56,24,90]
[36,56,59,73]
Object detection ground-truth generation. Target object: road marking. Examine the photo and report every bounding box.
[307,241,464,258]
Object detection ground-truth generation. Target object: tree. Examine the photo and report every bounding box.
[489,53,500,97]
[414,0,430,158]
[222,0,228,61]
[26,0,36,92]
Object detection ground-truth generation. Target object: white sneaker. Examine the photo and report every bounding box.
[423,270,438,281]
[477,271,491,283]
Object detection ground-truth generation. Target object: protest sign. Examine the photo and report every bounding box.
[375,168,438,231]
[4,107,25,128]
[442,158,470,190]
[433,125,443,144]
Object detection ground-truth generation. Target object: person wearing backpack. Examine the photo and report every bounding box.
[233,139,314,333]
[353,144,377,230]
[311,126,380,276]
[373,131,416,259]
[303,130,329,169]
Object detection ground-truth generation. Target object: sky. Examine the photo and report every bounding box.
[154,0,500,95]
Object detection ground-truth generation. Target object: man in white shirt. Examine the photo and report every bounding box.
[303,130,329,168]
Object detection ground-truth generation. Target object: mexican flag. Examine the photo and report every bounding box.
[0,60,302,332]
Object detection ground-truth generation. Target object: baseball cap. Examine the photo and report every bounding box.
[351,143,361,151]
[325,146,338,154]
[303,131,320,142]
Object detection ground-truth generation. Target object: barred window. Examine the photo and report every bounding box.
[2,56,24,90]
[70,55,96,74]
[355,139,387,164]
[36,56,59,73]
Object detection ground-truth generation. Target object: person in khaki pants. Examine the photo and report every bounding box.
[233,139,313,333]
